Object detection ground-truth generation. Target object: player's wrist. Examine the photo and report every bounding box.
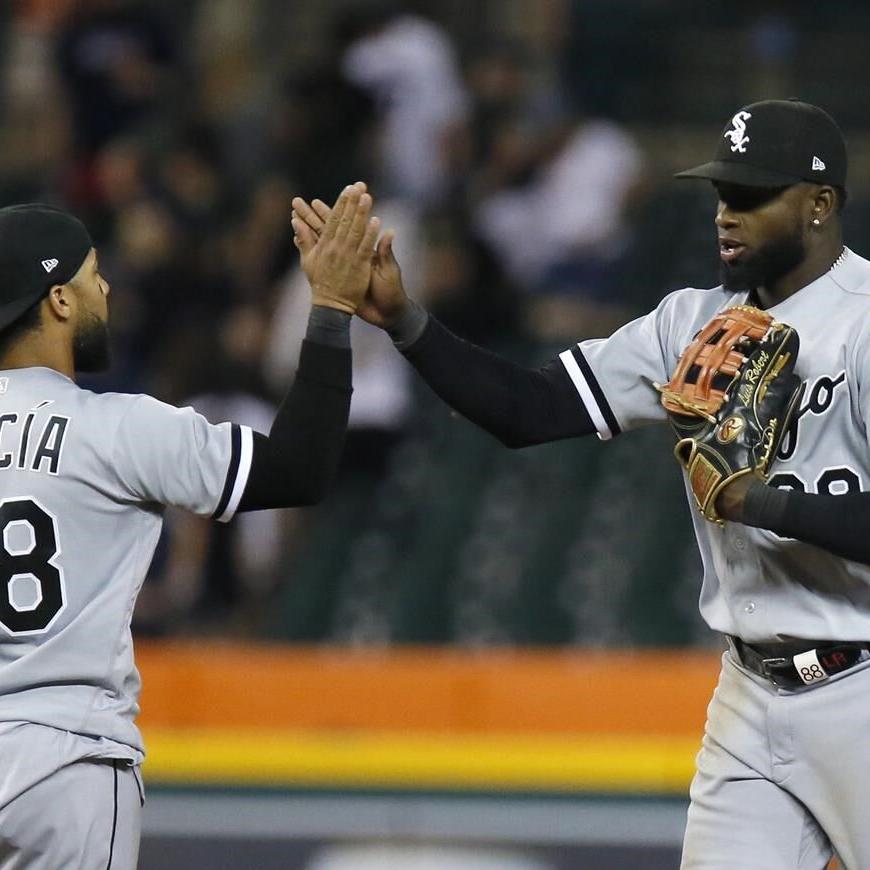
[386,297,428,349]
[715,474,760,523]
[740,478,790,529]
[311,294,358,315]
[307,305,352,348]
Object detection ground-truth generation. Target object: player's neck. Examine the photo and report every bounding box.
[755,233,844,309]
[0,334,75,380]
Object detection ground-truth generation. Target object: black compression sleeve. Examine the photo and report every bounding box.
[237,338,352,511]
[742,481,870,565]
[401,315,596,447]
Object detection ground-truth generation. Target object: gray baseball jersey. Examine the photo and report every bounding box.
[559,247,870,643]
[0,367,253,757]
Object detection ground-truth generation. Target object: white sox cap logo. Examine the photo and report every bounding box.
[41,258,59,273]
[724,110,752,153]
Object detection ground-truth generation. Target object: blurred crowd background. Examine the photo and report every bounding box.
[3,0,870,647]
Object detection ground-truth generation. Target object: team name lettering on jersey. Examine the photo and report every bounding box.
[778,371,847,461]
[0,413,70,474]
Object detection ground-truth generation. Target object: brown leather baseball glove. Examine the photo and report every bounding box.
[656,305,804,523]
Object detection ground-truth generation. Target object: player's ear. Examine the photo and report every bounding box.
[45,282,74,323]
[810,185,836,226]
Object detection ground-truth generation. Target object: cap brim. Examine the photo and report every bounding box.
[0,289,45,331]
[674,161,803,188]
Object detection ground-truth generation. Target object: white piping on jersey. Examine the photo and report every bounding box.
[559,348,614,441]
[216,424,254,523]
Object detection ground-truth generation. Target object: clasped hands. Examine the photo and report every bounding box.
[291,182,407,329]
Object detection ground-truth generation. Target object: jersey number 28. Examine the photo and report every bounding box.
[0,498,65,635]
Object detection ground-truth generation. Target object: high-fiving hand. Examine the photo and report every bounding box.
[291,184,380,315]
[292,182,409,329]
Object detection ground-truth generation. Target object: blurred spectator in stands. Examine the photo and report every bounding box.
[80,197,172,392]
[158,125,228,237]
[81,134,151,241]
[110,198,214,386]
[223,173,297,305]
[465,39,566,187]
[0,1,71,201]
[418,214,519,346]
[269,62,376,205]
[14,0,77,30]
[335,2,471,209]
[55,0,177,157]
[95,136,148,210]
[188,0,281,193]
[473,104,647,342]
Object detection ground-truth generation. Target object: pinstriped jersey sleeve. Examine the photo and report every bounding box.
[558,288,716,438]
[110,395,253,522]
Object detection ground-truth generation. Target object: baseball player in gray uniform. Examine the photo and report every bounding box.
[294,101,870,868]
[0,186,379,868]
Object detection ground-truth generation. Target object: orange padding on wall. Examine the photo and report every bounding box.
[137,643,722,737]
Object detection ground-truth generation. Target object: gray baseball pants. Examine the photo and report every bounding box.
[0,758,142,869]
[681,649,870,869]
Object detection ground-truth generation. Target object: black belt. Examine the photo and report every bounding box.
[727,635,870,689]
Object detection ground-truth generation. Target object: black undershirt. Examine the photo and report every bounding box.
[400,314,595,447]
[742,480,870,566]
[236,309,352,511]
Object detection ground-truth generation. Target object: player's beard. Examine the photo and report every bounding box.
[720,225,806,293]
[73,308,110,372]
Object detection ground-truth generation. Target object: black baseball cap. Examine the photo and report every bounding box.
[0,204,93,331]
[675,99,847,189]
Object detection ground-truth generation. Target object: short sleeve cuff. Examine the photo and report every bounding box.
[213,424,254,522]
[559,346,622,441]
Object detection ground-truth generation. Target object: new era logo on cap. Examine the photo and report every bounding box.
[812,156,826,171]
[41,258,59,273]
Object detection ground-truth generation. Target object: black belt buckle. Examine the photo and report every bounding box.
[759,656,792,687]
